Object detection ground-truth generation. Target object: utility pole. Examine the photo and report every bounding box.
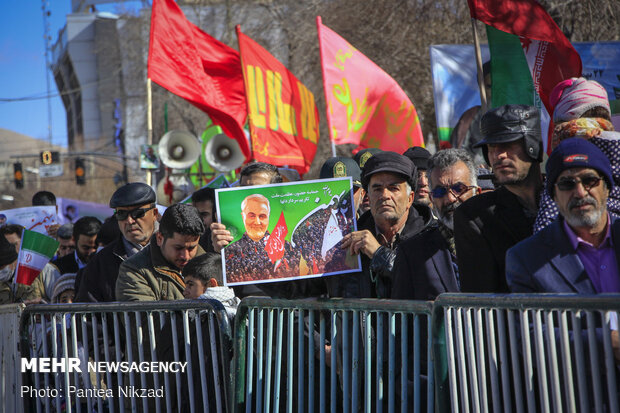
[41,0,53,147]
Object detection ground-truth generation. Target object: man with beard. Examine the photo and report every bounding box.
[53,216,101,275]
[224,194,297,282]
[391,148,480,300]
[453,105,543,292]
[403,146,433,209]
[507,138,620,294]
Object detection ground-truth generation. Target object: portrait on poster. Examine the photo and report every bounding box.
[216,177,361,285]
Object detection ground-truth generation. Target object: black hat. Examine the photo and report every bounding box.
[545,138,614,198]
[320,157,362,187]
[0,235,17,268]
[353,148,382,168]
[361,151,416,190]
[403,146,431,170]
[109,182,156,208]
[475,104,543,163]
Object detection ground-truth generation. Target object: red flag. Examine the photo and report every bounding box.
[466,0,582,116]
[237,27,319,175]
[265,211,288,264]
[316,17,424,153]
[148,0,250,159]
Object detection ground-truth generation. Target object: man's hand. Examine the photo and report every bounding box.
[210,222,234,253]
[341,230,381,258]
[47,224,60,239]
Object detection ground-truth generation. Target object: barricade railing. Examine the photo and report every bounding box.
[18,300,234,413]
[432,293,620,413]
[232,297,435,413]
[0,303,25,413]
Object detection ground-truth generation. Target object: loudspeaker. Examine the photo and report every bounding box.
[205,134,245,173]
[158,130,201,170]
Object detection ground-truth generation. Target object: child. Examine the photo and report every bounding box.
[182,253,240,320]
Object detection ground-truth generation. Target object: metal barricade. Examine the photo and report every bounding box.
[18,300,234,413]
[0,303,25,413]
[433,293,620,413]
[232,297,434,413]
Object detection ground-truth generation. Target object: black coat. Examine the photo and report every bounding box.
[52,251,79,275]
[391,224,459,301]
[325,202,434,298]
[75,235,127,302]
[453,185,535,293]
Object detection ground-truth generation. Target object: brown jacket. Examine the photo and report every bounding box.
[115,241,204,301]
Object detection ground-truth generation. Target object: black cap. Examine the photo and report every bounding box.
[320,157,362,187]
[353,148,382,168]
[109,182,156,208]
[0,235,17,268]
[475,104,543,163]
[361,151,416,190]
[403,146,431,170]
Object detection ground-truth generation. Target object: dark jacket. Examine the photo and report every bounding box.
[325,202,434,298]
[391,224,459,301]
[52,251,80,275]
[453,185,536,293]
[75,235,127,302]
[116,241,205,301]
[507,215,620,293]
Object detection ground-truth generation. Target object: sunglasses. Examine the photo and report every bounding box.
[555,175,602,192]
[431,182,476,199]
[115,205,156,221]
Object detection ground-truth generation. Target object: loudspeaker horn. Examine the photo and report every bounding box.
[158,130,201,170]
[205,134,245,172]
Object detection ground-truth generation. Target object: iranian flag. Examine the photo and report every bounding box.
[467,0,582,153]
[15,230,59,286]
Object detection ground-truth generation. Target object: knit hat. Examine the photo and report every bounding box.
[403,146,431,170]
[545,138,613,197]
[0,235,18,268]
[550,77,610,123]
[51,273,76,303]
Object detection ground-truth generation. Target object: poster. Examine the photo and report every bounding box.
[0,206,58,236]
[140,144,160,170]
[216,177,361,285]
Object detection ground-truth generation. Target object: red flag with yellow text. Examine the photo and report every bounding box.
[148,0,250,159]
[237,27,319,175]
[317,17,424,153]
[265,211,288,264]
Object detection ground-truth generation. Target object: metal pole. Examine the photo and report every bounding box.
[147,78,153,187]
[471,18,488,113]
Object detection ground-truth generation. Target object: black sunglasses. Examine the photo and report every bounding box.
[555,175,603,192]
[115,205,156,221]
[431,182,476,199]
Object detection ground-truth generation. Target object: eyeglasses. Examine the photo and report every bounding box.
[115,205,155,221]
[431,182,476,199]
[555,175,603,192]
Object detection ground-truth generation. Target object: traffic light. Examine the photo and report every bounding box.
[40,150,60,165]
[13,162,24,189]
[75,158,86,185]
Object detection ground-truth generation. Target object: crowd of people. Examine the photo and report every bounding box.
[0,76,619,408]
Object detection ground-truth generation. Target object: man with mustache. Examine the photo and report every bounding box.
[392,148,480,300]
[507,138,619,293]
[453,105,543,292]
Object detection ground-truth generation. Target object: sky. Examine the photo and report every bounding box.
[0,1,144,150]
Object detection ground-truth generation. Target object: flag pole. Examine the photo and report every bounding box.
[471,18,488,113]
[235,25,255,162]
[316,16,337,157]
[146,77,154,187]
